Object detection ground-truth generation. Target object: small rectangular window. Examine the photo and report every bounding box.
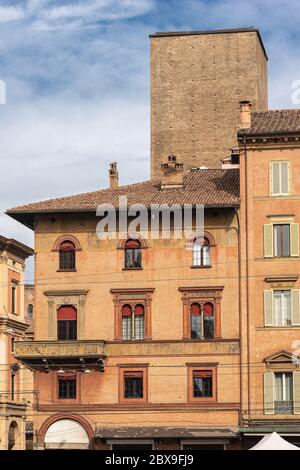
[272,162,289,196]
[58,379,76,399]
[193,370,213,398]
[124,372,143,399]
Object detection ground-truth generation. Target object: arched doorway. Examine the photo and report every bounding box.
[44,419,90,450]
[8,421,21,450]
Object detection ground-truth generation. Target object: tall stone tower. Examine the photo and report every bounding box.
[150,28,268,178]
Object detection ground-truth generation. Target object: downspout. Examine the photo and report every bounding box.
[234,206,242,425]
[243,134,251,419]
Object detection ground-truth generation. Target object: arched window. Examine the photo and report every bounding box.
[190,302,214,340]
[57,305,77,340]
[27,304,33,319]
[124,239,142,269]
[190,303,201,339]
[59,241,76,270]
[192,237,211,267]
[203,302,214,339]
[122,304,145,340]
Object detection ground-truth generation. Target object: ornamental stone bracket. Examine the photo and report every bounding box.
[44,289,88,340]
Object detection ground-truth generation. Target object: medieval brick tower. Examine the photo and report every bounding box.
[150,28,268,178]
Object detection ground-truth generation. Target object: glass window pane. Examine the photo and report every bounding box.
[125,377,143,399]
[204,316,214,338]
[193,244,201,266]
[285,373,293,401]
[282,225,290,257]
[273,291,282,326]
[275,373,283,401]
[122,316,132,340]
[191,315,201,338]
[134,315,144,340]
[283,291,292,326]
[273,225,281,257]
[193,376,212,398]
[202,245,211,266]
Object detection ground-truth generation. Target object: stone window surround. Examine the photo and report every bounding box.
[179,286,223,340]
[110,288,154,340]
[44,290,88,340]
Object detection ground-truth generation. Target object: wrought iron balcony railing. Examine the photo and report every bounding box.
[274,400,293,415]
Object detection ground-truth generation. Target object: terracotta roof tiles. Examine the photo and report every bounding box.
[6,169,240,229]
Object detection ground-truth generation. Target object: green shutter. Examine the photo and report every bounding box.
[293,371,300,415]
[264,224,273,258]
[264,290,274,326]
[264,372,275,415]
[271,163,280,195]
[290,223,299,257]
[292,290,300,326]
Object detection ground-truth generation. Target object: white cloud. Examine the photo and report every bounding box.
[0,0,155,29]
[0,6,25,22]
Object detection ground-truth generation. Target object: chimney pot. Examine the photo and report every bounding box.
[239,100,252,130]
[109,162,119,189]
[160,155,184,189]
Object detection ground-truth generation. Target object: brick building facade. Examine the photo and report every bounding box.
[6,28,300,449]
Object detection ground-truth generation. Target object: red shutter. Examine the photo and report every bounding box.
[193,370,212,379]
[125,239,141,249]
[203,303,214,317]
[134,305,144,316]
[122,305,132,317]
[57,372,76,380]
[124,371,143,378]
[59,241,75,252]
[190,303,201,316]
[57,306,77,321]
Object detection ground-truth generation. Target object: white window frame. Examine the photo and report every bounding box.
[273,290,292,326]
[274,372,293,401]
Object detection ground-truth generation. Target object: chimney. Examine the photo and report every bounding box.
[239,100,252,129]
[160,155,184,189]
[109,162,119,189]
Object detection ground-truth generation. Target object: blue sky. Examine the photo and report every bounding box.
[0,0,299,280]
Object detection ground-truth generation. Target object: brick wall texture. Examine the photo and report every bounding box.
[150,30,268,178]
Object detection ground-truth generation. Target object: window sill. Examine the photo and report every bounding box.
[186,338,219,342]
[190,265,212,269]
[188,398,216,403]
[257,326,300,331]
[122,268,143,271]
[56,269,77,272]
[119,399,147,405]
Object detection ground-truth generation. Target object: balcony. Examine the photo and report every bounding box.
[274,400,294,415]
[14,340,106,371]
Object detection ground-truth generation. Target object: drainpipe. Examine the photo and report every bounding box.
[234,206,243,426]
[243,134,251,420]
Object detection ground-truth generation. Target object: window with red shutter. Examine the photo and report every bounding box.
[59,241,76,270]
[57,306,77,340]
[124,239,142,269]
